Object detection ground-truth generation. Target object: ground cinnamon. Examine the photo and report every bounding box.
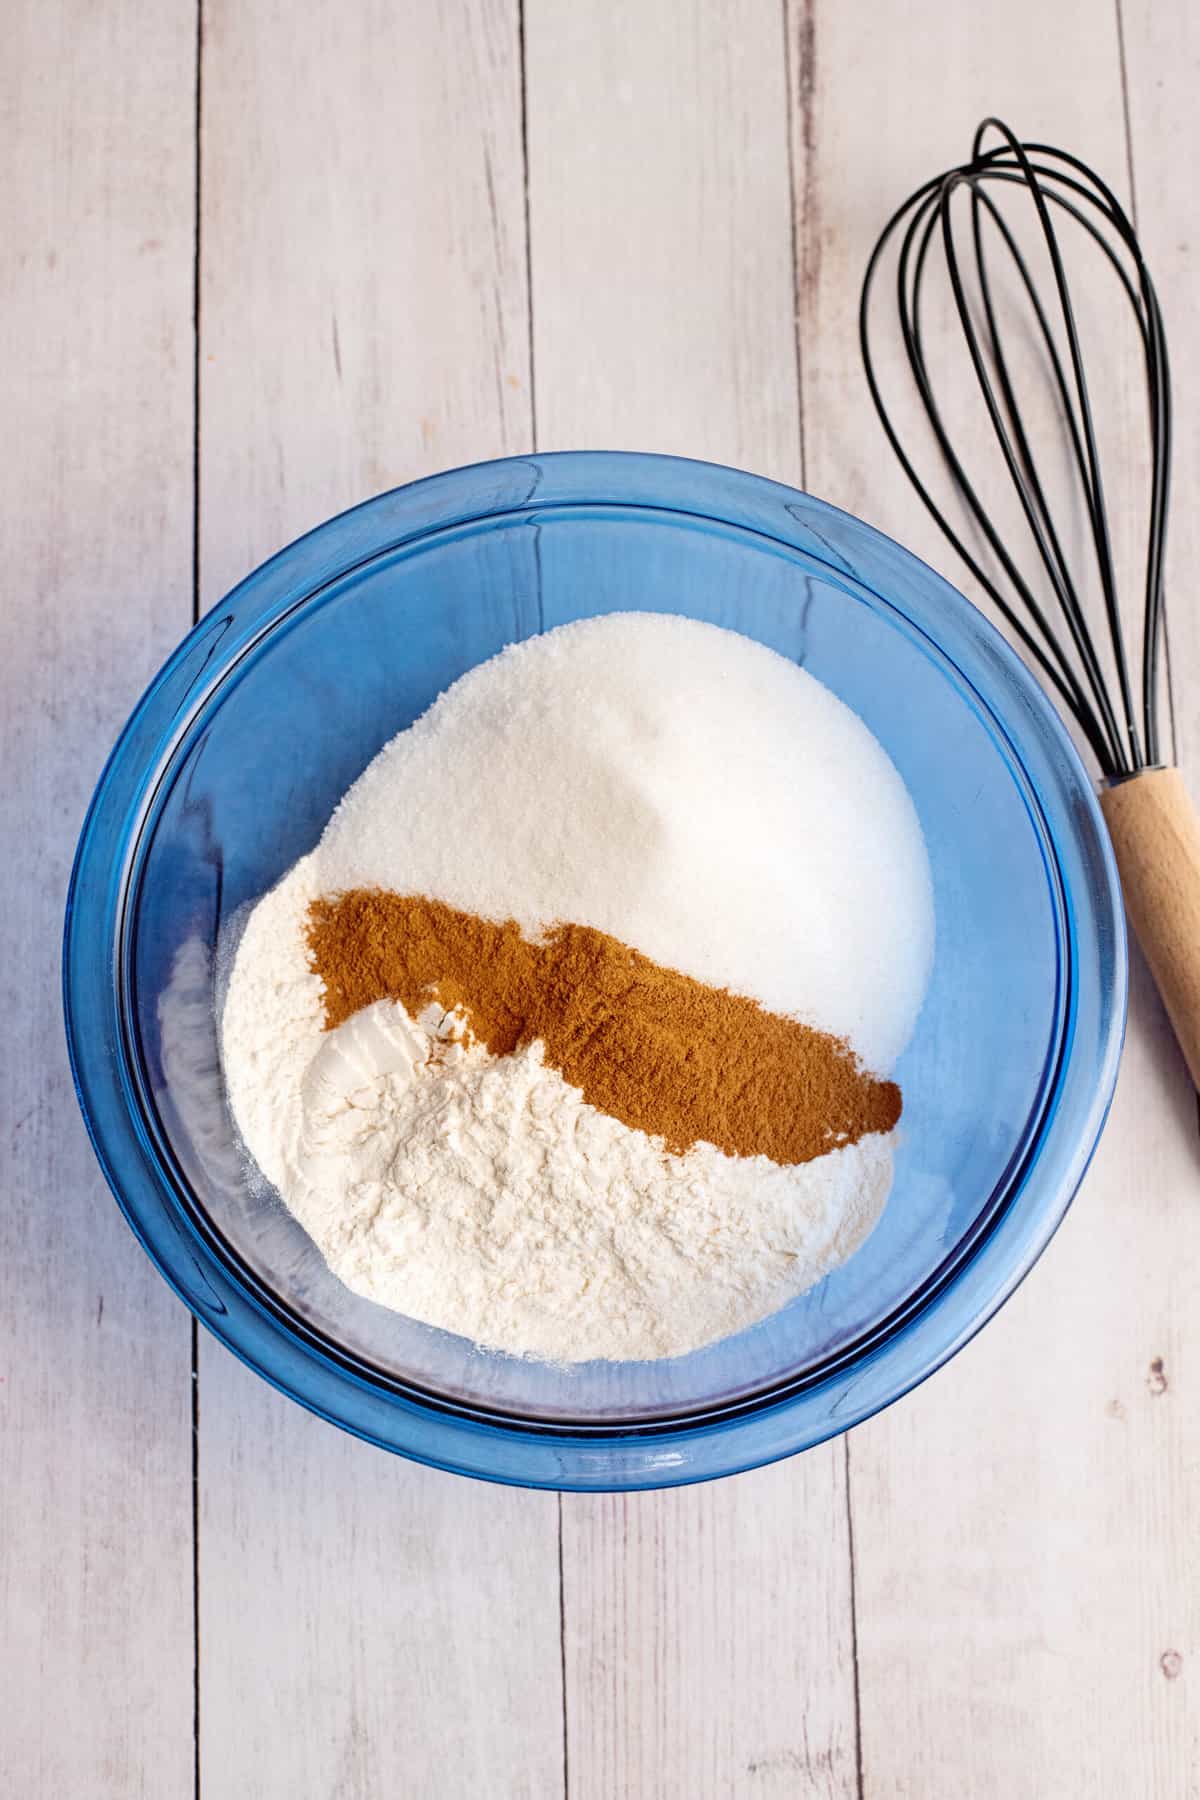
[307,891,901,1166]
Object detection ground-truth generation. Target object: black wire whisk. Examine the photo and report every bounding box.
[860,118,1200,1091]
[860,116,1169,781]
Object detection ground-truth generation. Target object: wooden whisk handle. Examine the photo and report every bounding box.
[1100,765,1200,1090]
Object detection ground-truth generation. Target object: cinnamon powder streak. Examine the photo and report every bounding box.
[308,890,901,1167]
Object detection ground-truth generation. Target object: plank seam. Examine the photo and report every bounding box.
[1115,0,1183,784]
[191,5,204,1795]
[191,1322,201,1800]
[1113,0,1141,231]
[521,12,561,1788]
[843,1436,864,1799]
[784,0,810,489]
[518,0,538,451]
[1115,3,1200,1145]
[192,0,204,635]
[786,6,863,1783]
[557,1496,570,1798]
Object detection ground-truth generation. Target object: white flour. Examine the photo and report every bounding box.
[222,856,893,1361]
[221,615,932,1363]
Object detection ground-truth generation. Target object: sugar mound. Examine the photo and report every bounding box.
[318,614,932,1072]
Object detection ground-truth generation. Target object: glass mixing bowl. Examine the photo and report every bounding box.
[64,452,1125,1489]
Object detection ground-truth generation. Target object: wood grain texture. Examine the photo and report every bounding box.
[525,0,802,481]
[562,1460,858,1799]
[525,4,858,1792]
[0,2,196,1794]
[1103,768,1200,1093]
[198,1383,564,1798]
[791,0,1200,1791]
[195,3,563,1796]
[8,2,1200,1793]
[1114,5,1200,1781]
[1121,0,1200,784]
[198,0,532,604]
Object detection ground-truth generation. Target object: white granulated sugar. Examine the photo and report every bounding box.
[221,614,934,1363]
[318,613,931,1071]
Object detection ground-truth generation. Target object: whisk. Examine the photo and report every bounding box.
[860,117,1200,1091]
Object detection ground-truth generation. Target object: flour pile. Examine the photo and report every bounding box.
[221,614,934,1362]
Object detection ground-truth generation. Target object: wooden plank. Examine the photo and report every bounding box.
[1121,7,1200,774]
[526,0,803,482]
[525,4,859,1792]
[195,3,565,1795]
[792,0,1200,1791]
[199,0,532,605]
[199,1378,565,1798]
[0,1,197,1794]
[1118,3,1200,1781]
[563,1461,858,1799]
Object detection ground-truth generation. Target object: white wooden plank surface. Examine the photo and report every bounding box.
[7,1,1200,1794]
[527,0,802,482]
[526,5,858,1792]
[0,2,197,1795]
[195,4,563,1796]
[792,1,1200,1792]
[1122,6,1200,789]
[1118,3,1200,1778]
[199,0,532,606]
[561,1460,858,1798]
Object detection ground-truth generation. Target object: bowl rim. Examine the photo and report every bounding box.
[63,449,1127,1490]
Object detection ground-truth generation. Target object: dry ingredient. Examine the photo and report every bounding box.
[315,611,932,1073]
[308,890,901,1164]
[221,857,896,1362]
[221,613,934,1362]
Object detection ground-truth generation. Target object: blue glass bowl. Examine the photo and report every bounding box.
[64,452,1125,1489]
